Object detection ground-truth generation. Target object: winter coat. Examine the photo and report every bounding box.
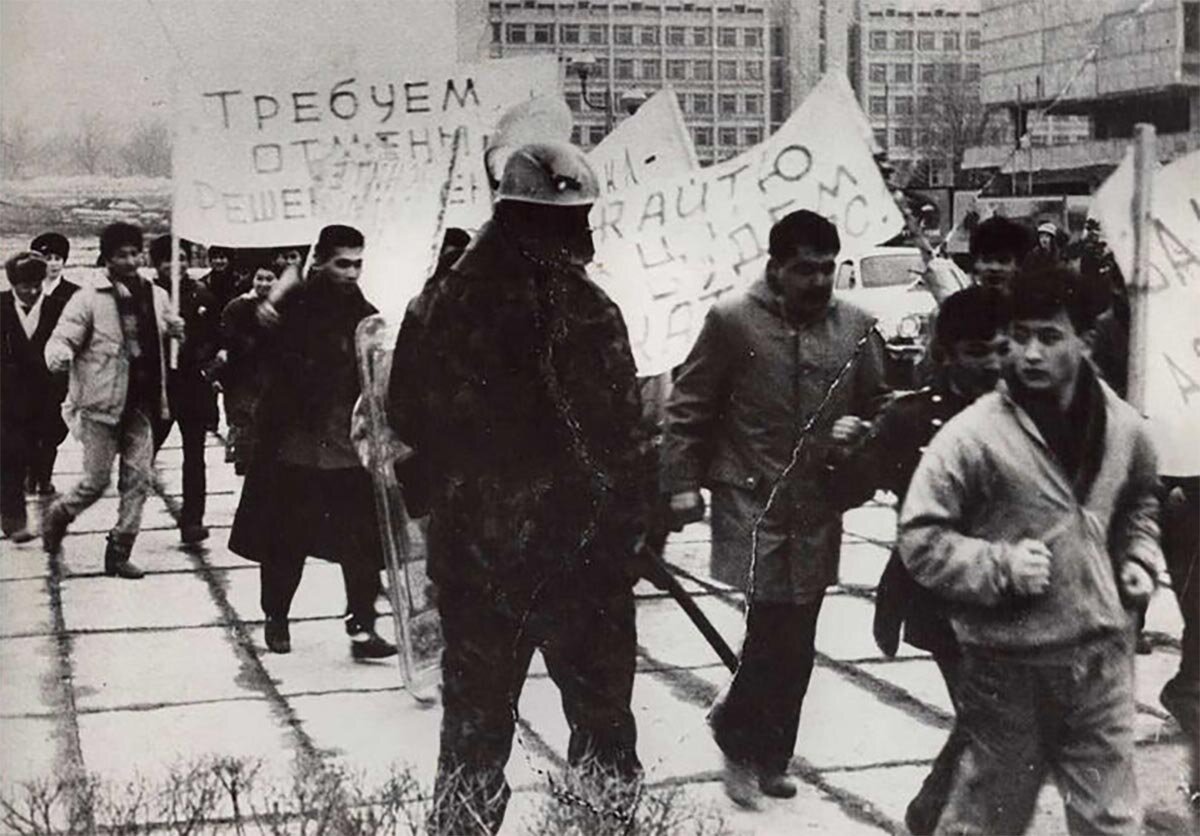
[44,278,173,434]
[663,279,890,602]
[156,275,220,425]
[1,290,68,432]
[898,378,1164,653]
[387,219,656,598]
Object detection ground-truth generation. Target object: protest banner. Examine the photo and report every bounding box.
[1093,147,1200,475]
[173,54,558,247]
[589,88,698,194]
[589,72,903,376]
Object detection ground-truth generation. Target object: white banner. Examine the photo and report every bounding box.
[173,55,559,247]
[589,88,698,194]
[589,73,903,376]
[1093,148,1200,475]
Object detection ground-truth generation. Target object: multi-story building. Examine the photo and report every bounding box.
[769,0,856,134]
[855,0,989,186]
[479,0,773,165]
[963,0,1200,193]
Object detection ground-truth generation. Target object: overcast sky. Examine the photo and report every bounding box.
[1,0,454,136]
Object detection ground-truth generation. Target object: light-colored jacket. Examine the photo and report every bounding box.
[45,279,175,434]
[898,382,1163,653]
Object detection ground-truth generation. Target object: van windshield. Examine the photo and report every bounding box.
[860,253,925,288]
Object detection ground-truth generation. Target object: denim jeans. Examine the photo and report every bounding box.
[56,411,154,544]
[938,631,1139,836]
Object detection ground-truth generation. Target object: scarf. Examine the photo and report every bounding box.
[111,275,163,419]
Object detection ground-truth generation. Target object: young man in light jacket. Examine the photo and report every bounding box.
[898,265,1162,835]
[41,222,182,578]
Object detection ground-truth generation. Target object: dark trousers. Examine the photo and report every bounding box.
[906,654,969,834]
[940,633,1138,836]
[0,420,32,531]
[710,598,824,775]
[431,581,640,835]
[1162,476,1199,787]
[153,415,207,527]
[259,550,380,628]
[29,416,67,489]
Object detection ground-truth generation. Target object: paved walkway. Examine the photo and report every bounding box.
[0,432,1194,833]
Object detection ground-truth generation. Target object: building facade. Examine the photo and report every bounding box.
[964,0,1200,191]
[481,1,774,165]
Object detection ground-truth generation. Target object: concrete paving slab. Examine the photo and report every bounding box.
[1136,650,1185,713]
[857,658,954,717]
[815,594,924,661]
[0,540,50,581]
[0,716,61,789]
[289,689,554,792]
[218,561,386,623]
[842,504,896,544]
[1145,587,1186,638]
[60,572,222,632]
[193,540,258,570]
[635,596,746,670]
[837,541,890,589]
[631,673,725,781]
[1138,742,1200,831]
[76,699,295,806]
[256,618,405,696]
[795,667,947,770]
[824,764,1070,836]
[0,578,52,637]
[0,635,59,716]
[684,778,886,836]
[71,627,253,710]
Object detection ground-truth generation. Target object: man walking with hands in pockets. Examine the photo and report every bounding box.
[899,265,1162,835]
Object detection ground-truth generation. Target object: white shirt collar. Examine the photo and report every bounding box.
[14,293,44,339]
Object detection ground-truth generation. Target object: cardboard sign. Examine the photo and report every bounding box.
[173,55,558,246]
[588,73,903,376]
[1094,148,1200,475]
[589,88,698,195]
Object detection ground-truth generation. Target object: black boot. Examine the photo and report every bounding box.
[264,617,291,654]
[104,538,145,579]
[345,616,397,661]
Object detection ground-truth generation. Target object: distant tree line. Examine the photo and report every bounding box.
[1,112,171,180]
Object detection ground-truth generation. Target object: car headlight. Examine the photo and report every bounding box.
[896,314,923,340]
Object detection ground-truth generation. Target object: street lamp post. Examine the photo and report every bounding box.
[568,53,648,136]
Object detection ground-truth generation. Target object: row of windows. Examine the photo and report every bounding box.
[867,29,980,52]
[870,92,974,117]
[566,89,764,115]
[872,126,1079,150]
[575,57,763,81]
[572,123,763,148]
[868,62,980,84]
[493,22,764,47]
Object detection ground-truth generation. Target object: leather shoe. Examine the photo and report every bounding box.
[264,618,291,654]
[180,524,210,545]
[758,772,798,799]
[350,631,398,661]
[721,754,762,810]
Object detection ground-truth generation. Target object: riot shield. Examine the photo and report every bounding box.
[355,313,441,705]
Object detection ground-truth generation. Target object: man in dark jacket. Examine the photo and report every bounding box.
[835,285,1008,834]
[148,235,220,543]
[1,252,53,540]
[899,266,1162,834]
[387,142,655,834]
[663,210,890,808]
[28,231,78,494]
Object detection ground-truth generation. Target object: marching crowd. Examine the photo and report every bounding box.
[1,139,1197,836]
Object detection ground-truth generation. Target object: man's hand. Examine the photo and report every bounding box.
[668,490,705,530]
[165,313,185,339]
[1119,560,1155,608]
[831,416,871,446]
[1006,539,1052,597]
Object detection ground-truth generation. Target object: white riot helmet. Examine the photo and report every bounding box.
[496,141,600,208]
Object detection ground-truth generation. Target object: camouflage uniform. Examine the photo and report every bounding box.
[388,219,655,833]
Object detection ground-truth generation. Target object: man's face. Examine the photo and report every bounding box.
[769,245,837,319]
[973,255,1018,291]
[40,252,64,281]
[1009,310,1085,400]
[106,244,142,280]
[317,246,363,285]
[1038,232,1055,251]
[946,334,1007,399]
[154,259,172,283]
[252,268,277,299]
[210,252,230,273]
[12,281,42,308]
[1084,227,1100,243]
